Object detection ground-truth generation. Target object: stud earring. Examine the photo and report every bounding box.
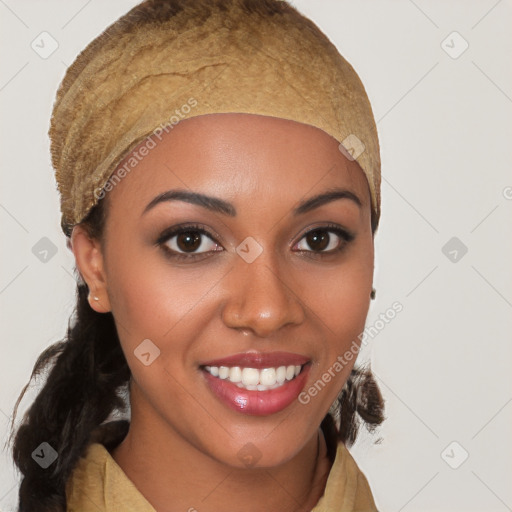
[370,287,376,300]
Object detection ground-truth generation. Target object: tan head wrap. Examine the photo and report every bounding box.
[50,0,381,236]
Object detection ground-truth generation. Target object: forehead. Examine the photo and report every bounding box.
[107,113,371,215]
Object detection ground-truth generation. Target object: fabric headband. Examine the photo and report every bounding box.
[49,0,381,236]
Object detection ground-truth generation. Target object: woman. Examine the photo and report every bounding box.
[10,0,385,510]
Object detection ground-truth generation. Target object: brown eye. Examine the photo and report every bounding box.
[295,226,354,254]
[162,228,221,255]
[176,232,202,252]
[304,230,330,251]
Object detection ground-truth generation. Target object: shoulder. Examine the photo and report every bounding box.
[312,442,379,512]
[65,421,155,512]
[65,442,111,511]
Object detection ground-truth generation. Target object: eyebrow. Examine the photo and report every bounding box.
[142,187,362,217]
[293,188,362,215]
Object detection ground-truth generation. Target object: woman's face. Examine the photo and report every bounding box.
[79,113,374,467]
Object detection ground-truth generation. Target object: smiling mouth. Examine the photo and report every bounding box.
[201,364,307,391]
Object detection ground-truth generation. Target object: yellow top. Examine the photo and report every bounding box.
[66,439,378,512]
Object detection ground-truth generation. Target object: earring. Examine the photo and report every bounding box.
[370,287,376,300]
[88,293,100,302]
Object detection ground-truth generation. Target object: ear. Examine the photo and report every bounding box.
[70,224,111,313]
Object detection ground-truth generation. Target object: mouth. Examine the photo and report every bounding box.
[199,352,311,416]
[202,363,306,391]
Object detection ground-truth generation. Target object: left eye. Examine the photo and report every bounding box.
[295,228,350,253]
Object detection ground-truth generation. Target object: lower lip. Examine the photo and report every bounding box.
[202,365,311,416]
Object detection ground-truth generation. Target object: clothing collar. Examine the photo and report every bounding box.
[66,421,376,512]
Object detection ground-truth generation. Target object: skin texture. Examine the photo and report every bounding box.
[71,113,375,512]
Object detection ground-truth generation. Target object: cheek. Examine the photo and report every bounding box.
[106,239,182,325]
[305,255,373,342]
[298,252,373,406]
[104,247,220,367]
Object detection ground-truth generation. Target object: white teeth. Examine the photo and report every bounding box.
[236,381,281,391]
[229,366,242,383]
[241,368,260,386]
[260,368,276,386]
[205,364,304,390]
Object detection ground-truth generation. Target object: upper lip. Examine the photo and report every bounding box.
[200,351,310,369]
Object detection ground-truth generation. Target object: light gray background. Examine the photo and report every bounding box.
[1,1,511,511]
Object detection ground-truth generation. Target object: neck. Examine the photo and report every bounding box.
[111,394,330,512]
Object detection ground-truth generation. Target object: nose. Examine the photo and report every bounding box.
[221,251,305,337]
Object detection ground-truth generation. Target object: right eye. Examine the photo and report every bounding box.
[158,224,224,261]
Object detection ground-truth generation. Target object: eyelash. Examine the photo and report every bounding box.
[156,223,355,262]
